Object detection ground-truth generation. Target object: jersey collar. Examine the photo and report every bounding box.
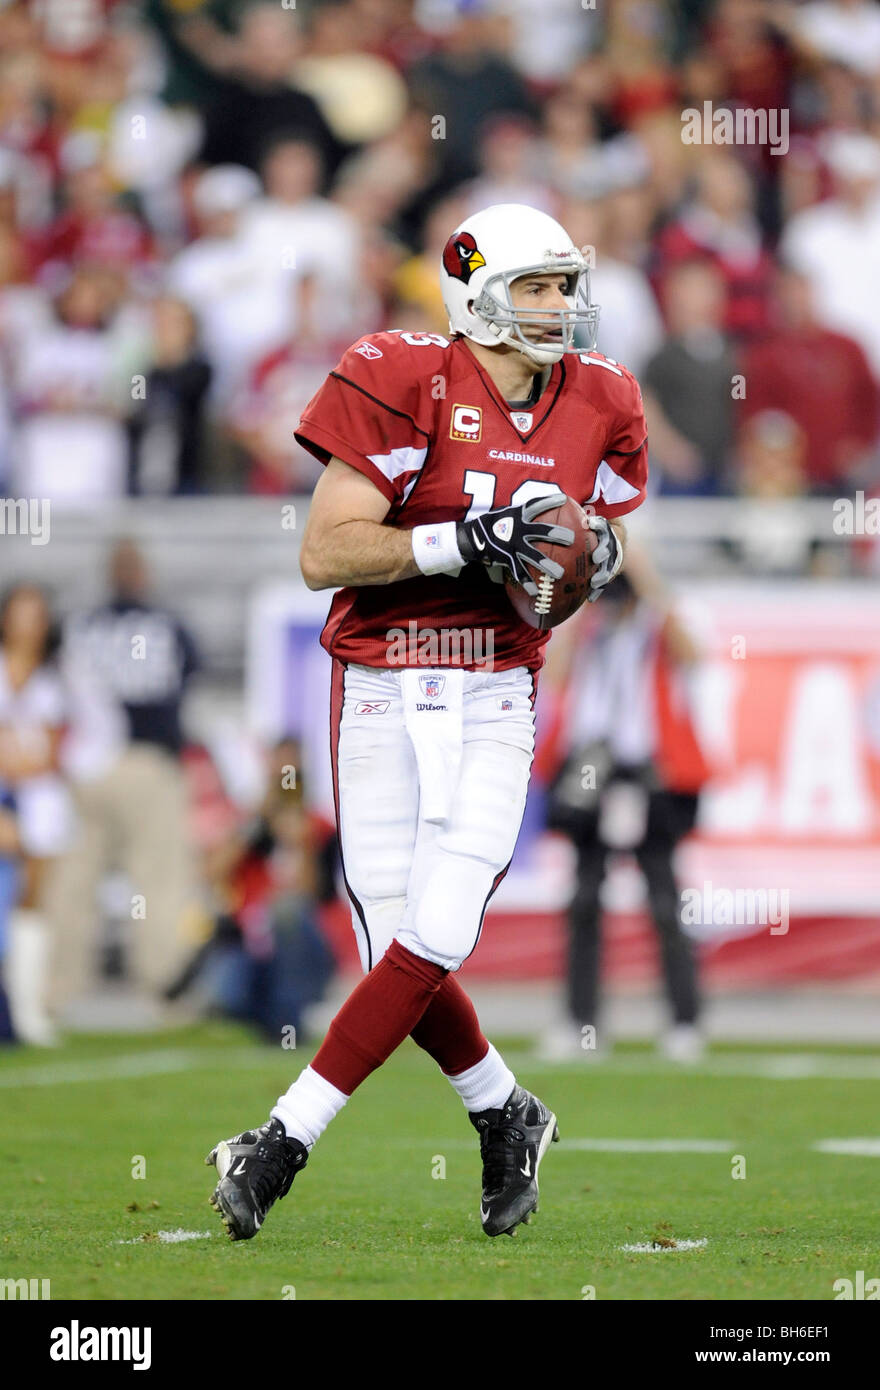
[453,338,566,444]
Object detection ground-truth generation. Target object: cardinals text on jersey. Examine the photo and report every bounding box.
[294,329,648,672]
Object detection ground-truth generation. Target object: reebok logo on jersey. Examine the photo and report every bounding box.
[450,404,482,441]
[355,700,390,715]
[355,342,383,359]
[488,449,555,467]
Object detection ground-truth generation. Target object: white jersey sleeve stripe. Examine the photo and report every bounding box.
[365,444,429,486]
[586,458,641,506]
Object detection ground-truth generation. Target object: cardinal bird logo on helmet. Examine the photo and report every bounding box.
[442,232,487,285]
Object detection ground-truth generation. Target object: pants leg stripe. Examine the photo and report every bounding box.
[463,859,512,965]
[329,658,374,971]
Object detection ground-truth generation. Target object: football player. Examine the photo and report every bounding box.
[206,203,648,1241]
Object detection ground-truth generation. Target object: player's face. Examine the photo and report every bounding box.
[509,273,572,348]
[1,587,50,652]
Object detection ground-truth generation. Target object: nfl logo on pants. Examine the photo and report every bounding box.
[420,675,445,699]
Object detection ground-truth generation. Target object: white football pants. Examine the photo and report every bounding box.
[330,661,536,972]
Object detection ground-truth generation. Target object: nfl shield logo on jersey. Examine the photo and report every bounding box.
[419,675,445,699]
[510,411,533,432]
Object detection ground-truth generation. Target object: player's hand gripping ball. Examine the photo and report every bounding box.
[504,496,603,630]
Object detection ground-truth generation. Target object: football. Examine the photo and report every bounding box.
[504,494,598,630]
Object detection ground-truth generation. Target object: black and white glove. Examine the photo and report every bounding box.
[585,515,623,602]
[456,493,575,597]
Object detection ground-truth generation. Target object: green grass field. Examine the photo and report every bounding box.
[3,1023,878,1301]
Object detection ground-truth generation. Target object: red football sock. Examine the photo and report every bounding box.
[310,939,447,1095]
[410,974,489,1075]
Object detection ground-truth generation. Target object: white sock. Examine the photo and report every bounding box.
[7,909,56,1047]
[446,1043,515,1113]
[271,1065,350,1149]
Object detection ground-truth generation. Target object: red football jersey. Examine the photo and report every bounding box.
[294,330,648,673]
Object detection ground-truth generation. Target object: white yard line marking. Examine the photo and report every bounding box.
[117,1229,213,1245]
[503,1051,880,1082]
[621,1238,708,1253]
[4,1046,880,1089]
[0,1050,198,1088]
[812,1139,880,1156]
[405,1138,733,1152]
[0,1047,270,1088]
[559,1139,733,1153]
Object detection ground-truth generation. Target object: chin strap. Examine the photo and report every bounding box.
[465,316,565,367]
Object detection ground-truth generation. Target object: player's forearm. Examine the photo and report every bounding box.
[300,519,422,589]
[302,513,627,591]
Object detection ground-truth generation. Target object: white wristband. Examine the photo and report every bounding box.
[411,521,465,577]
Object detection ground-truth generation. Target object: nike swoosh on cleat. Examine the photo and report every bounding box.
[520,1153,532,1178]
[480,1205,490,1223]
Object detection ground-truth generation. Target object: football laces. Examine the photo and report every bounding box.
[534,572,555,616]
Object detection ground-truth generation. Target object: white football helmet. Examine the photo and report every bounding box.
[440,203,600,366]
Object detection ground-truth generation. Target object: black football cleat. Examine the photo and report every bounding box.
[205,1118,307,1241]
[469,1085,559,1237]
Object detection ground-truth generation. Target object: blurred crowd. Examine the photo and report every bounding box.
[0,0,879,503]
